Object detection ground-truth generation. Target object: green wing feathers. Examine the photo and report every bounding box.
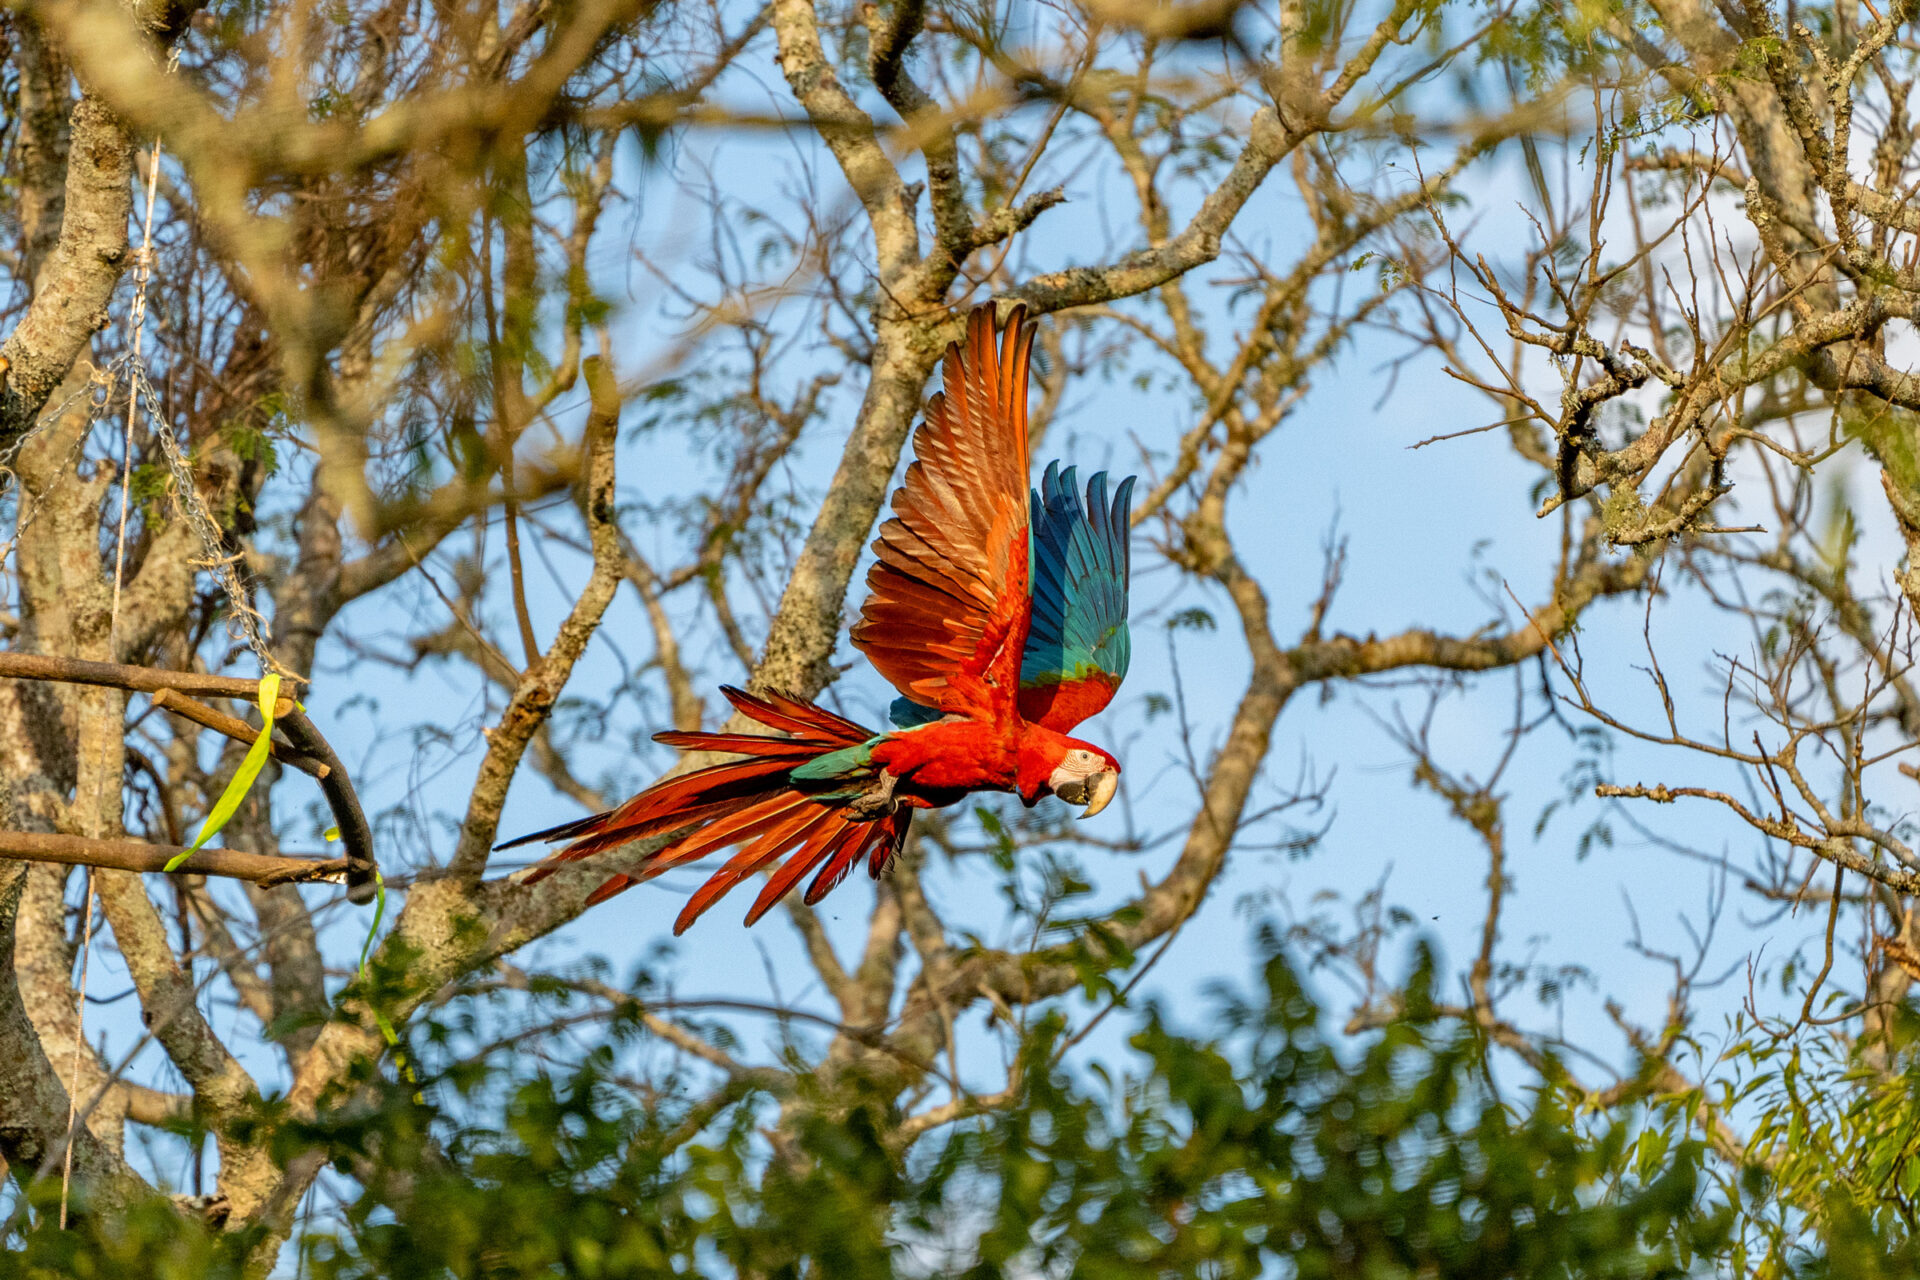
[1017,463,1135,733]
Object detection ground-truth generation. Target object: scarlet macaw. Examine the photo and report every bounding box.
[506,303,1135,932]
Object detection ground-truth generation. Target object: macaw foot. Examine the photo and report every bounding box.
[847,769,899,820]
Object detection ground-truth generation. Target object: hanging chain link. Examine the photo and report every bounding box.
[131,360,291,676]
[5,39,289,679]
[115,118,292,678]
[121,105,292,678]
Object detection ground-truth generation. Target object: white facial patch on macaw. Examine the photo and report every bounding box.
[1049,749,1119,817]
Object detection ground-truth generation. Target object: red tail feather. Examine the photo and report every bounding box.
[804,821,880,906]
[753,689,874,741]
[507,688,905,928]
[744,810,855,926]
[651,730,824,757]
[674,803,840,933]
[716,686,869,744]
[646,792,811,874]
[515,755,795,872]
[584,873,637,907]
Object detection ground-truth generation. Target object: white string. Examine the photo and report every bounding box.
[108,139,160,679]
[59,134,164,1232]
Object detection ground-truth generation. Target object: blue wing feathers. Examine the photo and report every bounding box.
[1020,463,1134,694]
[896,463,1133,731]
[887,696,945,729]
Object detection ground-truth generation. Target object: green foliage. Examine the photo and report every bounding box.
[4,944,1775,1279]
[1166,607,1217,632]
[1,1192,266,1280]
[221,421,281,478]
[1732,1010,1920,1278]
[943,946,1729,1279]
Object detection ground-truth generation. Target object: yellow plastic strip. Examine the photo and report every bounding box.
[164,673,281,872]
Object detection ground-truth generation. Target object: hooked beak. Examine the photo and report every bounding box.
[1077,770,1119,820]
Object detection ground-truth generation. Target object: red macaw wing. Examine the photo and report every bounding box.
[850,303,1036,721]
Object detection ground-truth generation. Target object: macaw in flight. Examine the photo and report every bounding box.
[505,303,1135,932]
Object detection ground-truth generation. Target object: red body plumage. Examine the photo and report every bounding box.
[866,718,1113,805]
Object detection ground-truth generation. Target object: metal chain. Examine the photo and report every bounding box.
[131,360,290,677]
[121,96,290,677]
[4,36,286,681]
[107,114,291,678]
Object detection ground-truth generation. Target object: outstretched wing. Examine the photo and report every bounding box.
[1016,463,1135,733]
[850,303,1036,721]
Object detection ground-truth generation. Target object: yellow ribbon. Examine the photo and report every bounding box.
[165,673,281,872]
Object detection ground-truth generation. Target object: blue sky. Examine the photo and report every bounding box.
[328,116,1815,1097]
[60,15,1904,1181]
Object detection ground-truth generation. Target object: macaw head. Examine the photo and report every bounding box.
[1022,732,1122,819]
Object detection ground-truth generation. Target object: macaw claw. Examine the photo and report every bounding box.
[847,769,900,820]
